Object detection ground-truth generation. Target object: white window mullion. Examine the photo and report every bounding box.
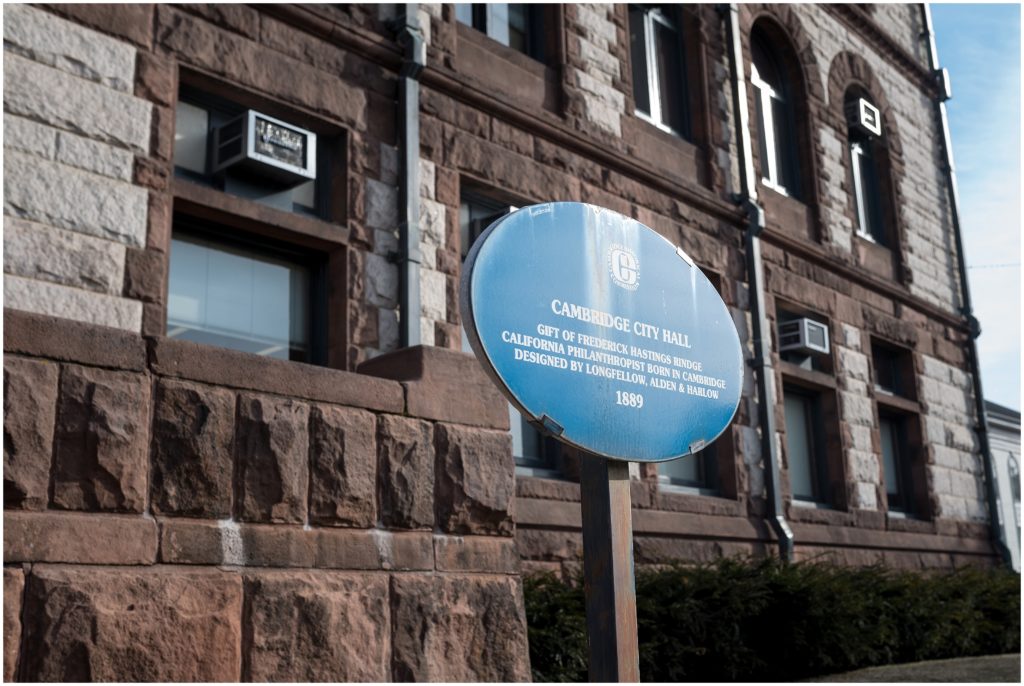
[645,12,662,128]
[760,87,778,186]
[850,142,872,240]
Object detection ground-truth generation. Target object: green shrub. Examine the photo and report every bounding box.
[523,558,1020,682]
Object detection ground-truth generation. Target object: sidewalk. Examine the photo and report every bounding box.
[810,653,1021,682]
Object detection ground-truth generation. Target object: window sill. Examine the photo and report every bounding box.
[454,22,560,114]
[779,360,837,390]
[759,183,815,242]
[854,233,898,281]
[172,177,349,250]
[622,115,706,188]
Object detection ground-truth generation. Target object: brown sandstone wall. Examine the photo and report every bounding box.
[2,309,530,682]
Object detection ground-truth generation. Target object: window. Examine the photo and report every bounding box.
[173,88,326,218]
[455,3,546,61]
[846,90,889,244]
[658,444,718,492]
[629,5,689,137]
[460,193,558,473]
[783,387,828,503]
[167,224,324,363]
[751,28,800,197]
[870,341,923,515]
[879,413,913,513]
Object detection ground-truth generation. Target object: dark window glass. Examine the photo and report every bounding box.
[455,3,544,60]
[460,195,556,472]
[629,6,689,138]
[872,345,901,396]
[168,230,316,362]
[750,28,800,198]
[659,443,719,491]
[628,8,651,115]
[784,388,826,502]
[880,414,913,513]
[850,134,887,244]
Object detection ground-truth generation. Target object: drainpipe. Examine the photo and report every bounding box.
[921,4,1011,565]
[394,4,425,347]
[721,4,794,562]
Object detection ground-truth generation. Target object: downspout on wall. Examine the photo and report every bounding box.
[721,4,795,562]
[920,4,1012,565]
[395,4,426,347]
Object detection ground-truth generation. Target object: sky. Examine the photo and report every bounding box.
[931,3,1021,411]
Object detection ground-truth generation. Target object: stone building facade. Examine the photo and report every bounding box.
[1,3,1001,681]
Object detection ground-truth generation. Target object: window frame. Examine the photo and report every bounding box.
[459,191,563,476]
[629,5,690,139]
[167,217,329,366]
[454,3,549,63]
[173,86,340,223]
[783,384,831,504]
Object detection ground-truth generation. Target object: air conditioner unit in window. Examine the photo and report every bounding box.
[779,318,830,356]
[845,97,882,138]
[212,110,316,187]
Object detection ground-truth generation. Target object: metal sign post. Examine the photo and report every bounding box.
[579,455,640,682]
[460,202,744,684]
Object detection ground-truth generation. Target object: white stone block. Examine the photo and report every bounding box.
[56,130,134,181]
[373,228,398,257]
[849,450,880,483]
[4,53,151,152]
[363,252,399,309]
[420,267,447,321]
[419,158,435,200]
[420,197,447,248]
[380,143,399,186]
[839,391,875,427]
[378,307,399,352]
[365,178,398,230]
[420,241,437,270]
[4,273,141,331]
[4,4,136,92]
[841,323,861,350]
[3,114,56,160]
[419,316,436,346]
[854,481,878,510]
[4,217,126,294]
[578,36,619,82]
[838,348,869,381]
[4,150,148,247]
[929,465,953,495]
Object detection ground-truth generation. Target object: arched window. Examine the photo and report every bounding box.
[845,88,890,245]
[751,27,800,197]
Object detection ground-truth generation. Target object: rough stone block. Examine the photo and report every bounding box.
[390,574,530,682]
[309,405,377,527]
[377,415,434,529]
[20,565,242,681]
[364,252,399,309]
[4,54,151,152]
[52,365,150,512]
[56,130,135,180]
[434,424,515,535]
[4,567,24,682]
[4,150,149,247]
[420,267,447,321]
[4,274,143,332]
[150,380,235,517]
[3,113,57,159]
[244,572,390,682]
[4,218,127,294]
[5,510,157,564]
[434,535,520,573]
[236,394,310,523]
[3,4,136,92]
[3,356,58,510]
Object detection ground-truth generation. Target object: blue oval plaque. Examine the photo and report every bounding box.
[461,202,743,462]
